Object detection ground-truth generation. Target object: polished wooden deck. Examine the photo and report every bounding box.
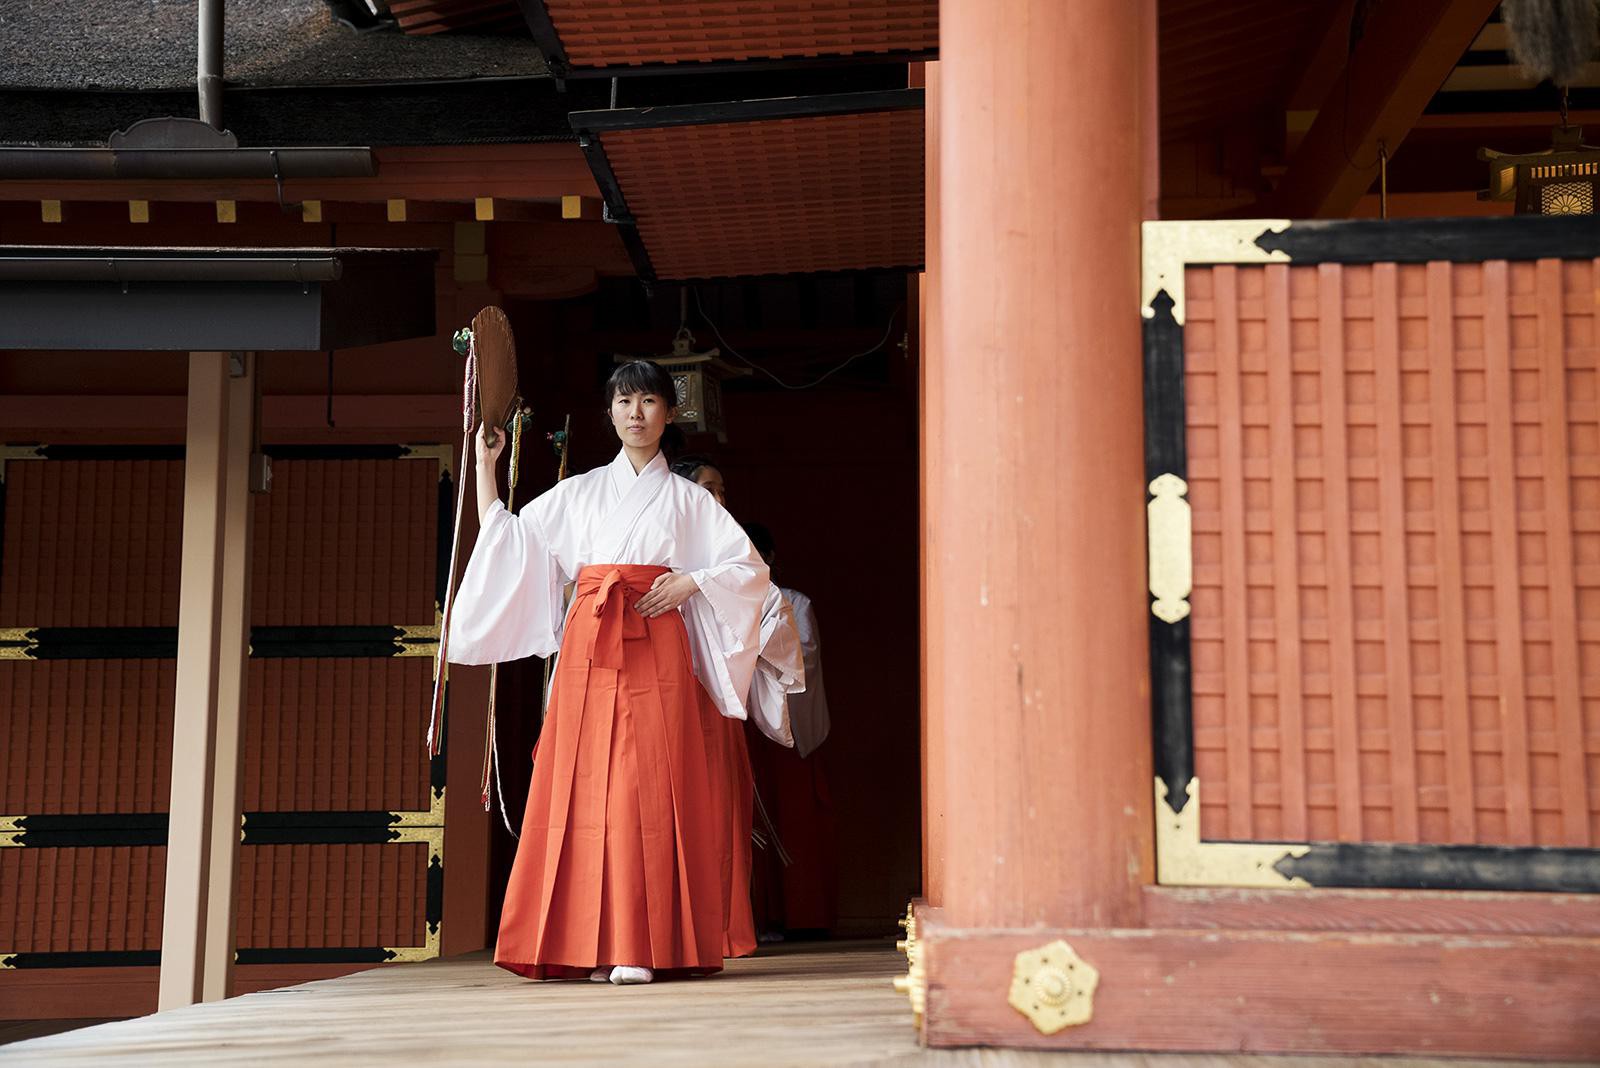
[0,943,1579,1066]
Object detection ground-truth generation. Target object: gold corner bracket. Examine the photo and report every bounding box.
[1008,940,1099,1035]
[384,921,441,964]
[0,627,39,661]
[0,445,45,484]
[1147,473,1191,624]
[401,443,454,482]
[1141,219,1292,326]
[1155,778,1310,889]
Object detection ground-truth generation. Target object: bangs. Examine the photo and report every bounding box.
[606,360,678,405]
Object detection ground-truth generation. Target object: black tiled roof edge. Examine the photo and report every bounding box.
[0,62,915,149]
[0,0,546,92]
[0,80,602,147]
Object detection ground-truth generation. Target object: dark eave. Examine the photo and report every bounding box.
[0,245,440,350]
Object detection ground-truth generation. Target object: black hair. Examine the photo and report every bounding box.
[659,424,688,463]
[742,520,775,561]
[605,360,678,407]
[670,453,720,482]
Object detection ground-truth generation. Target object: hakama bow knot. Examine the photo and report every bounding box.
[580,564,665,669]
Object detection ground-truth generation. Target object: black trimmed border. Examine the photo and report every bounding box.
[3,806,445,848]
[1143,214,1600,894]
[1251,215,1600,265]
[0,624,439,660]
[1143,287,1193,814]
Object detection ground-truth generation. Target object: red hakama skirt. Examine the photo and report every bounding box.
[495,564,749,979]
[721,715,757,958]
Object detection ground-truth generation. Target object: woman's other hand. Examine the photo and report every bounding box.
[475,422,507,468]
[634,572,699,618]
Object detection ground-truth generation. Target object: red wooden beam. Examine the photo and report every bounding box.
[917,907,1600,1058]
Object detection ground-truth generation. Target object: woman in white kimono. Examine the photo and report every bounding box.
[447,360,779,985]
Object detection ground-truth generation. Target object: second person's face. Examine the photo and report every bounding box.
[696,466,726,507]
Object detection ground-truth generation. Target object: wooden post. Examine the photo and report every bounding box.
[918,59,946,907]
[201,353,257,1002]
[159,352,232,1010]
[931,0,1152,930]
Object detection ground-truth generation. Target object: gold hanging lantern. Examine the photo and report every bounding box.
[1481,124,1600,216]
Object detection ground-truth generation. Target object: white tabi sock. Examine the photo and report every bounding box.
[589,967,611,983]
[609,965,653,985]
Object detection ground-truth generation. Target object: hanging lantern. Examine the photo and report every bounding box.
[1481,125,1600,215]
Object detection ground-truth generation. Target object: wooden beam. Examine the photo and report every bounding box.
[1286,1,1358,111]
[158,352,232,1011]
[1280,0,1356,155]
[0,145,598,206]
[919,908,1600,1058]
[471,197,567,222]
[1269,0,1499,218]
[200,353,257,1004]
[560,194,603,220]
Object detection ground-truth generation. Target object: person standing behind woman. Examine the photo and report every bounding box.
[671,454,726,508]
[448,361,777,985]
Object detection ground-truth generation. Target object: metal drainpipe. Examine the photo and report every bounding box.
[198,0,224,129]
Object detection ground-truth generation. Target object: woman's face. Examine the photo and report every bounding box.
[695,465,726,507]
[610,390,672,450]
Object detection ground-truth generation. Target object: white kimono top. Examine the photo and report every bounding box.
[781,588,831,759]
[446,449,778,738]
[745,585,804,749]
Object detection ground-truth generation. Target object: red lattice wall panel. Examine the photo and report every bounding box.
[600,108,924,279]
[1186,259,1600,849]
[251,457,441,627]
[0,847,164,953]
[234,843,429,950]
[0,459,183,628]
[242,659,434,814]
[0,451,448,989]
[544,0,937,68]
[0,661,175,815]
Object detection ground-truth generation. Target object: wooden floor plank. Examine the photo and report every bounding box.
[0,945,1584,1066]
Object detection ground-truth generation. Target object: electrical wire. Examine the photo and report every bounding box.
[690,286,902,391]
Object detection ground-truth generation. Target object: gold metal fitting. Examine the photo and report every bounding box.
[1008,940,1099,1035]
[892,900,925,1029]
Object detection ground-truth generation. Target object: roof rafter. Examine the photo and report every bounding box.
[1267,0,1500,218]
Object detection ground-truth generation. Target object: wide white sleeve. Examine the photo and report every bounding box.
[744,586,804,748]
[788,592,831,758]
[445,496,565,665]
[676,494,770,727]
